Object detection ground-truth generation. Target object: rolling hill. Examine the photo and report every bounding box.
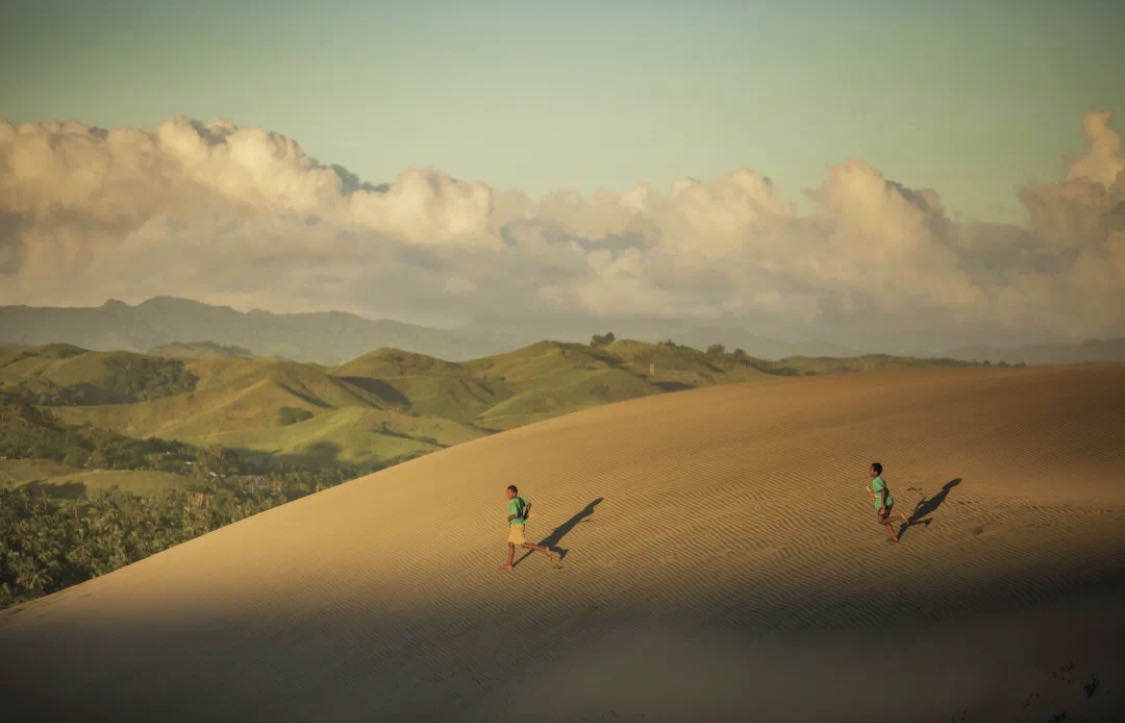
[1,364,1120,721]
[0,343,197,405]
[6,340,989,472]
[147,341,254,359]
[49,354,483,467]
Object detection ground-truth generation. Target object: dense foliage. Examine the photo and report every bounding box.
[0,460,370,608]
[0,399,377,608]
[0,397,196,469]
[0,482,262,607]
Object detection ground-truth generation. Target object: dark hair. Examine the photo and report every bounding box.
[507,484,518,494]
[871,462,883,475]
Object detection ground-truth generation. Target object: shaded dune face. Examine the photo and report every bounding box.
[2,366,1123,721]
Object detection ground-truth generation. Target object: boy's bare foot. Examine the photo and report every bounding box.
[500,563,513,571]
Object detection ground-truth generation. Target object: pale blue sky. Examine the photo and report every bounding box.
[2,0,1123,221]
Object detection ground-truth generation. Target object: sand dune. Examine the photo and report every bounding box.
[2,365,1123,721]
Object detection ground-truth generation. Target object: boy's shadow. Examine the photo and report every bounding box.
[514,497,603,567]
[898,478,961,540]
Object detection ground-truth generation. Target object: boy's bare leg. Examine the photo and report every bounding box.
[878,511,899,542]
[883,521,900,542]
[501,543,515,570]
[890,512,907,540]
[522,542,553,558]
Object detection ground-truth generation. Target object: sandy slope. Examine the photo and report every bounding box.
[2,365,1123,722]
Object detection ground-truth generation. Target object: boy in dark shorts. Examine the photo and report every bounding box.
[869,462,907,542]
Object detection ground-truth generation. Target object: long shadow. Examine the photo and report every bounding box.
[898,477,962,540]
[514,497,604,567]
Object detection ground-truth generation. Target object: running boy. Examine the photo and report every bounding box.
[869,462,907,542]
[502,484,553,570]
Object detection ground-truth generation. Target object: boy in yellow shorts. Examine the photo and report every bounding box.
[502,484,553,570]
[869,462,907,543]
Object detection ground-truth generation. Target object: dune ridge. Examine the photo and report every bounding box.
[2,364,1123,721]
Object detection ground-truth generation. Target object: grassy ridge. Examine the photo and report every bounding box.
[5,340,984,471]
[147,341,253,359]
[50,354,485,467]
[0,344,197,405]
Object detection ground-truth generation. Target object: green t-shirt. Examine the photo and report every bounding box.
[872,476,894,509]
[507,496,527,526]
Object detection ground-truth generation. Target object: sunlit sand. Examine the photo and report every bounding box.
[2,364,1122,721]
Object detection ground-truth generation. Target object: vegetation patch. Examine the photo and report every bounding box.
[276,406,315,426]
[0,347,197,405]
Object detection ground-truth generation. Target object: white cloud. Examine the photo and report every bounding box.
[1,110,1123,347]
[1067,109,1124,187]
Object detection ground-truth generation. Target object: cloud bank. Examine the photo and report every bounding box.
[1,112,1122,349]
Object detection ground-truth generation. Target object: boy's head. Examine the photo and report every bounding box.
[870,462,883,478]
[506,484,518,499]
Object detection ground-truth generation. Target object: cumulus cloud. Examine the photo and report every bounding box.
[1067,110,1124,187]
[0,110,1123,348]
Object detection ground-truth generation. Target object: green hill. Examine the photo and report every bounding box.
[0,458,194,498]
[759,353,977,376]
[604,338,766,386]
[0,345,196,405]
[461,341,656,429]
[0,395,185,467]
[54,355,484,467]
[334,347,501,422]
[333,340,774,431]
[8,338,989,473]
[335,347,463,377]
[147,341,254,359]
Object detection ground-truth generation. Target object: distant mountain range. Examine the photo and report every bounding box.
[0,297,500,364]
[1,297,1121,365]
[937,338,1125,365]
[0,298,858,363]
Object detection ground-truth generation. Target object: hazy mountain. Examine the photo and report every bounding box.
[0,297,505,364]
[6,297,1118,367]
[1,298,863,365]
[936,338,1125,365]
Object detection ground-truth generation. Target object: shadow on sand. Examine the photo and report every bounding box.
[514,497,604,567]
[898,478,962,540]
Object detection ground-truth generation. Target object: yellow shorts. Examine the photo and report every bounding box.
[507,524,525,544]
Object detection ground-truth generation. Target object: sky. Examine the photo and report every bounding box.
[3,0,1123,220]
[1,1,1124,351]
